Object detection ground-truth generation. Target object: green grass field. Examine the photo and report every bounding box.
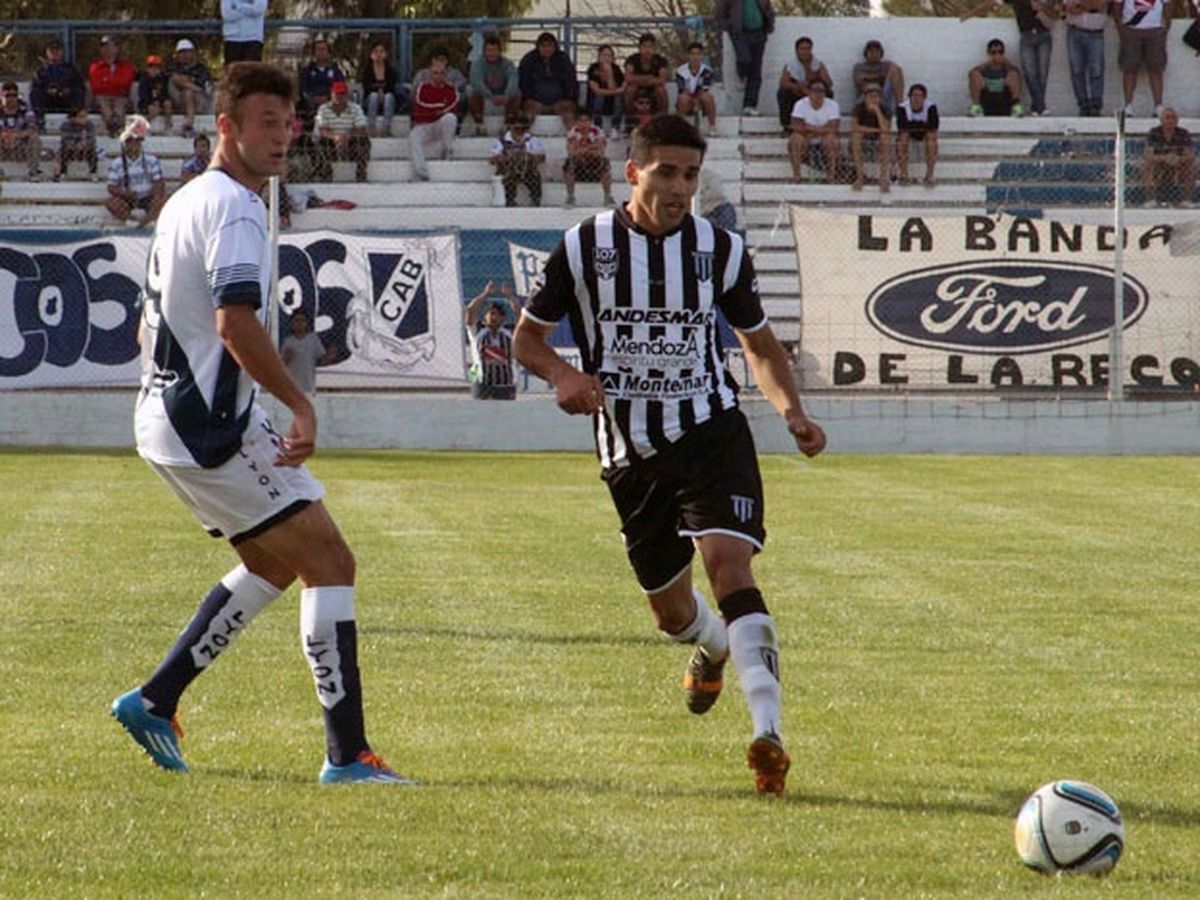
[3,448,1200,898]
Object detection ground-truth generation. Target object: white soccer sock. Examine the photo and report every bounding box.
[727,612,782,739]
[299,586,355,711]
[666,589,729,662]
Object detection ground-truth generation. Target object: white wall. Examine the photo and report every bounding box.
[728,16,1194,118]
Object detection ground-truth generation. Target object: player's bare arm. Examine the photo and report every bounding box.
[736,324,826,458]
[512,316,603,415]
[216,304,315,465]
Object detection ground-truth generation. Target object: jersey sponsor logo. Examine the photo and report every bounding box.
[596,308,714,325]
[600,369,711,400]
[693,250,714,284]
[607,331,703,370]
[594,247,620,280]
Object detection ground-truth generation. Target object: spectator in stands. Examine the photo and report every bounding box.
[468,34,520,136]
[0,83,43,180]
[410,56,459,182]
[465,280,522,400]
[969,38,1025,117]
[315,81,370,183]
[519,32,578,131]
[281,310,335,397]
[361,41,399,137]
[167,39,214,138]
[714,0,775,116]
[675,41,717,136]
[299,37,345,123]
[1064,0,1107,116]
[776,36,834,135]
[489,113,545,207]
[788,79,840,184]
[563,106,614,209]
[1142,106,1194,206]
[105,116,165,227]
[138,55,174,133]
[850,84,892,194]
[30,38,86,129]
[221,0,267,65]
[961,0,1055,116]
[698,168,742,236]
[853,41,904,115]
[896,83,939,188]
[180,132,211,183]
[586,45,624,139]
[53,105,97,181]
[89,36,137,138]
[626,90,656,136]
[413,49,469,123]
[1115,0,1169,117]
[624,33,670,118]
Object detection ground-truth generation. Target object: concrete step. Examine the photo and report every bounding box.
[743,181,988,204]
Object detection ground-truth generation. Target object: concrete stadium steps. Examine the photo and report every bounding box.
[743,181,988,205]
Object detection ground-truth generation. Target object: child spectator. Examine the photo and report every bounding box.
[624,33,670,117]
[468,35,520,136]
[105,116,165,227]
[409,56,458,182]
[489,114,545,207]
[361,41,399,137]
[54,106,98,181]
[675,42,717,135]
[31,39,86,128]
[0,83,43,180]
[896,84,939,188]
[315,81,371,183]
[968,39,1025,117]
[180,133,211,183]
[626,90,655,136]
[167,39,213,138]
[563,106,614,208]
[464,280,522,400]
[138,55,174,133]
[89,36,137,138]
[586,45,624,138]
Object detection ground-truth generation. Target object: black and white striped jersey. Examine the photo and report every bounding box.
[524,206,767,469]
[474,326,515,387]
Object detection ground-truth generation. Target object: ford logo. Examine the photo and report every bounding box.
[864,261,1148,355]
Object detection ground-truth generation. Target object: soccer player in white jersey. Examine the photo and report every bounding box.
[513,115,826,795]
[111,62,411,784]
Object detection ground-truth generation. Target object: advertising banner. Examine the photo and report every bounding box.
[792,209,1200,390]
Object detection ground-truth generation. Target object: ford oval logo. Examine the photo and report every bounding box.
[865,261,1148,355]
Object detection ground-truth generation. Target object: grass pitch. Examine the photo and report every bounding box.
[2,448,1199,898]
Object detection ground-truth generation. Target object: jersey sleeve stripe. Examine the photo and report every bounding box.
[736,314,770,334]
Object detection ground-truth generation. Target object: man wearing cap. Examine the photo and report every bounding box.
[315,80,371,183]
[89,36,137,138]
[489,114,545,207]
[105,116,166,227]
[138,54,174,133]
[221,0,268,66]
[30,39,86,129]
[168,39,213,138]
[850,83,893,194]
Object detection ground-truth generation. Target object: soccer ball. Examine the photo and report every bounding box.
[1014,780,1124,875]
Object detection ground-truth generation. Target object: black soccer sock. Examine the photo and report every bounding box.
[141,565,281,719]
[300,586,368,767]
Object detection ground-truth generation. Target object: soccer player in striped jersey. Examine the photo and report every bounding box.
[513,114,825,795]
[112,62,411,784]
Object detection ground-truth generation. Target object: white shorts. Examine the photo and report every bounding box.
[146,418,325,544]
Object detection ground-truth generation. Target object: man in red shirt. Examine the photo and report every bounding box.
[89,35,137,138]
[409,52,458,182]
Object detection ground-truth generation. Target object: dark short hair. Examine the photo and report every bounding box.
[909,83,927,97]
[987,38,1005,52]
[687,41,704,52]
[575,104,591,118]
[487,302,506,315]
[638,32,656,45]
[484,34,502,48]
[630,114,707,166]
[1,81,17,93]
[536,31,557,46]
[429,46,449,63]
[597,43,614,57]
[217,62,296,121]
[194,133,210,147]
[864,39,883,56]
[795,36,813,49]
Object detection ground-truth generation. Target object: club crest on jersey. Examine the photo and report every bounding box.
[731,494,755,523]
[692,250,714,283]
[594,247,620,280]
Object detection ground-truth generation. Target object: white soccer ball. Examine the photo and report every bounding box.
[1014,780,1125,876]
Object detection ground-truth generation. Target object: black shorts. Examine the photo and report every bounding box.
[601,408,765,592]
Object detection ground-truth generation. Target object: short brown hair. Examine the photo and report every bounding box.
[217,62,296,122]
[629,114,707,166]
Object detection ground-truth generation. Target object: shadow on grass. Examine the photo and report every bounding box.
[205,766,314,786]
[371,623,661,649]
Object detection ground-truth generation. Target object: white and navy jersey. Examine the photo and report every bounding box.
[674,62,713,96]
[135,168,271,468]
[475,326,515,387]
[525,206,766,469]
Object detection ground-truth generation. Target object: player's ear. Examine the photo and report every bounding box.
[625,157,640,187]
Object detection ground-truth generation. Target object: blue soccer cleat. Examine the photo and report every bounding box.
[318,749,417,785]
[110,687,189,773]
